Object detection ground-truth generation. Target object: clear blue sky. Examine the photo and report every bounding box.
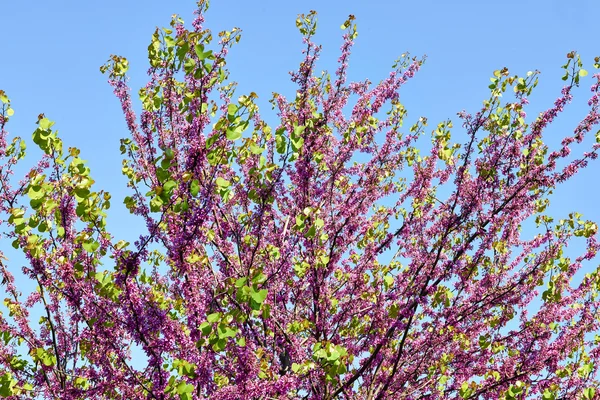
[2,0,600,272]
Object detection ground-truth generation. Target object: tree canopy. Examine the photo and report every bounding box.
[1,2,600,399]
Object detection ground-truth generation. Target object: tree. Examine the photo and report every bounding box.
[1,2,600,399]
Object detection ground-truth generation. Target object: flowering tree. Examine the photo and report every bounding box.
[2,2,600,399]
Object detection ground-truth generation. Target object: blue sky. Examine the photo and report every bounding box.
[2,1,600,283]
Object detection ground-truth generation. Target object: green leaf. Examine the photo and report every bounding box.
[179,393,192,400]
[164,35,176,48]
[82,240,100,253]
[291,136,304,152]
[174,359,197,379]
[275,128,287,154]
[163,180,177,195]
[327,348,340,361]
[235,277,248,288]
[184,58,196,73]
[0,372,16,397]
[249,143,265,155]
[583,387,596,400]
[74,377,89,389]
[214,338,228,352]
[207,312,221,323]
[199,322,211,336]
[579,69,589,77]
[38,118,54,130]
[459,381,472,399]
[216,177,230,188]
[27,185,45,200]
[34,348,56,367]
[190,179,200,197]
[252,272,267,284]
[0,332,12,346]
[217,325,237,338]
[293,125,305,138]
[226,128,242,141]
[227,103,237,116]
[542,389,556,400]
[150,196,164,212]
[194,44,213,61]
[383,275,394,288]
[9,356,27,371]
[478,335,490,349]
[74,188,90,203]
[194,44,204,58]
[175,381,194,395]
[176,42,189,61]
[250,289,268,304]
[38,221,48,233]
